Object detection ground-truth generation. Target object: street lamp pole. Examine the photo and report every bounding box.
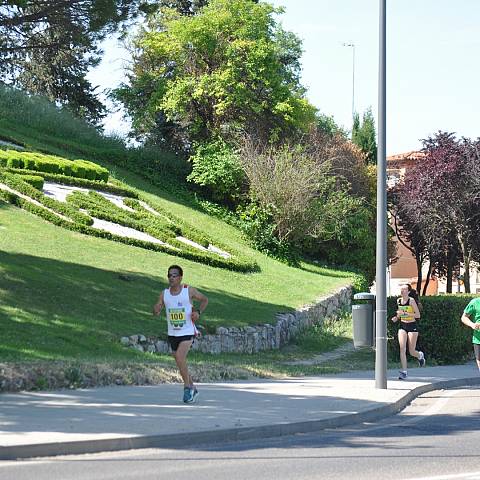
[375,0,387,389]
[342,42,355,124]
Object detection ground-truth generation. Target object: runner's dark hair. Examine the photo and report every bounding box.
[406,283,422,311]
[168,265,183,276]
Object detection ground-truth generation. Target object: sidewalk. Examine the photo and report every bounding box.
[1,363,479,460]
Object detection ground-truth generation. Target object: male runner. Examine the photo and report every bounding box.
[153,265,208,403]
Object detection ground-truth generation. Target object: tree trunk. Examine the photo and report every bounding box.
[458,236,472,293]
[446,250,454,293]
[464,254,471,293]
[416,257,423,295]
[422,260,433,295]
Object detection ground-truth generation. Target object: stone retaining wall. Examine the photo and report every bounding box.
[121,285,352,355]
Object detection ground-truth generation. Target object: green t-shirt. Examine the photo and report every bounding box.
[464,297,480,344]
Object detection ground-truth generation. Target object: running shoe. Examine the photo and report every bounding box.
[184,387,199,404]
[418,351,426,367]
[183,386,191,403]
[398,370,408,380]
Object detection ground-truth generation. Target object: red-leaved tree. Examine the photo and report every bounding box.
[397,132,480,293]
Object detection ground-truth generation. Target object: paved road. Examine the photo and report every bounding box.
[1,386,478,480]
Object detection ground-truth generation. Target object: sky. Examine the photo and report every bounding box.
[87,0,480,155]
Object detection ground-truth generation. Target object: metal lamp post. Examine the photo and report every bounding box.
[342,42,356,125]
[375,0,387,389]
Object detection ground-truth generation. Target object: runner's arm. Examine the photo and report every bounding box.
[462,312,480,330]
[189,287,208,322]
[153,291,164,316]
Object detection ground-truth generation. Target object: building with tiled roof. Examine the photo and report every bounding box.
[386,151,425,187]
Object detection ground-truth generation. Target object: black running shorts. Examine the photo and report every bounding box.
[399,321,418,333]
[168,335,194,352]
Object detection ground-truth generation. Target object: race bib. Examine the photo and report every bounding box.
[398,305,414,321]
[167,307,186,329]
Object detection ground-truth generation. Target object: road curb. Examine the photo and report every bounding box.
[1,376,479,460]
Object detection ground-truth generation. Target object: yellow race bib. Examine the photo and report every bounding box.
[168,308,186,329]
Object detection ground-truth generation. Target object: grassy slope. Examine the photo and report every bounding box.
[0,88,356,364]
[0,201,352,362]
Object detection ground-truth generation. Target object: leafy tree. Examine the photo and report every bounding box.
[114,0,316,150]
[0,1,143,124]
[316,112,347,138]
[388,184,429,293]
[429,233,461,294]
[352,107,377,165]
[143,0,209,16]
[396,132,480,293]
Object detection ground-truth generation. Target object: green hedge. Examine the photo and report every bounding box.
[17,174,44,190]
[0,171,93,225]
[5,167,137,198]
[1,188,259,272]
[387,294,477,364]
[66,191,178,240]
[65,191,258,271]
[0,150,109,182]
[1,153,259,272]
[138,196,229,251]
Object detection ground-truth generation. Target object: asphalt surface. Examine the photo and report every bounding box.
[0,363,479,460]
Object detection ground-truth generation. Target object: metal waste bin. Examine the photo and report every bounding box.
[352,292,376,348]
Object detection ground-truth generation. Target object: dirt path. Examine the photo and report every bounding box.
[282,341,356,366]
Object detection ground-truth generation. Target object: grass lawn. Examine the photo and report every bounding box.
[0,201,354,362]
[0,87,366,389]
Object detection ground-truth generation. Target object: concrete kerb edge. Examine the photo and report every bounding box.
[2,375,479,461]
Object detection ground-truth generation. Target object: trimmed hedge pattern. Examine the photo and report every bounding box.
[65,190,258,271]
[0,171,93,225]
[17,174,44,190]
[5,167,137,198]
[0,175,259,272]
[387,294,477,364]
[0,149,109,182]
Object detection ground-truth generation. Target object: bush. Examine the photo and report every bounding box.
[0,149,109,181]
[237,202,297,264]
[5,167,137,197]
[187,139,246,205]
[387,294,476,364]
[0,171,92,225]
[9,156,24,168]
[18,174,44,190]
[1,161,259,272]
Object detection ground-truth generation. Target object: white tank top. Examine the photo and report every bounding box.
[164,285,194,336]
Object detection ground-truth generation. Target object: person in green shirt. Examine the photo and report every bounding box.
[461,297,480,372]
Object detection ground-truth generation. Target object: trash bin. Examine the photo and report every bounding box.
[352,292,376,348]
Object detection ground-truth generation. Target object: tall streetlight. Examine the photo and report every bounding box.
[342,42,355,126]
[375,0,387,389]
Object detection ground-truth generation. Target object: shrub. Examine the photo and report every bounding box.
[0,150,109,181]
[1,170,259,272]
[0,171,92,225]
[187,139,246,205]
[22,156,36,170]
[18,174,44,190]
[387,294,476,364]
[7,155,23,168]
[237,202,297,263]
[5,167,137,197]
[3,187,259,272]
